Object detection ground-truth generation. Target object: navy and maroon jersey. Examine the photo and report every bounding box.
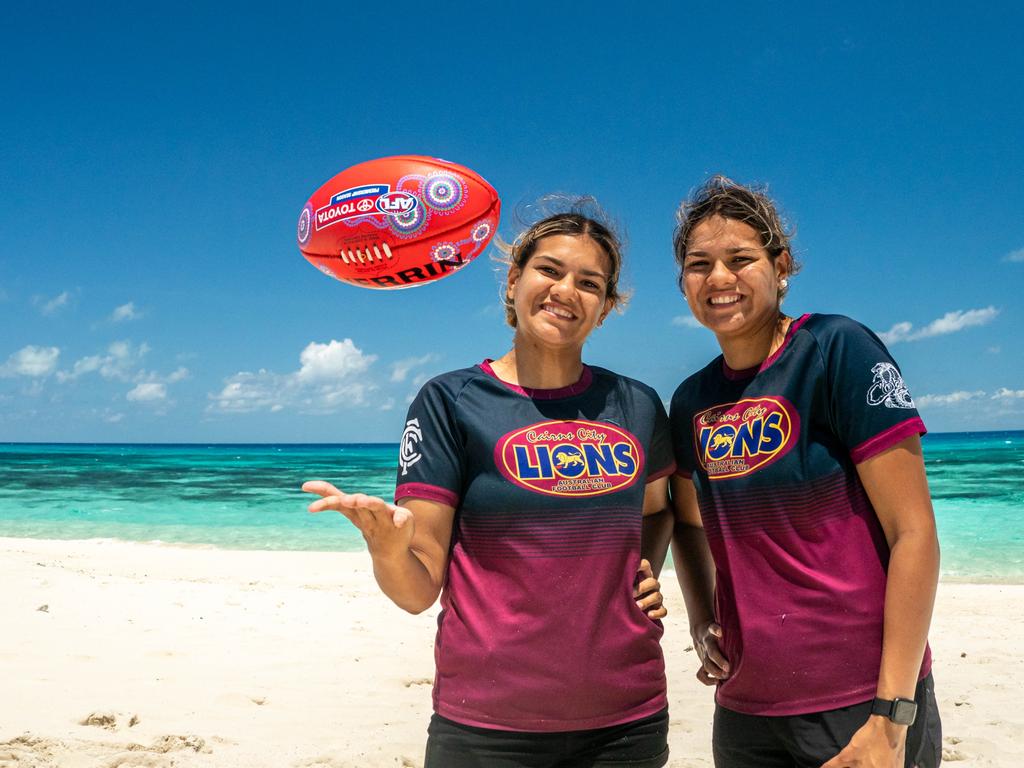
[669,314,931,716]
[395,361,674,732]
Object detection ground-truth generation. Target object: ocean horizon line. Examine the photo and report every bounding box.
[4,428,1021,447]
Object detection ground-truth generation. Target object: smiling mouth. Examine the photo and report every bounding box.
[541,303,577,320]
[708,294,742,306]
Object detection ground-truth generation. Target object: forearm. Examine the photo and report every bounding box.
[878,528,940,699]
[641,508,673,577]
[370,546,444,615]
[671,521,717,634]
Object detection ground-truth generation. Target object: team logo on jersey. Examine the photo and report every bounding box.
[693,397,799,480]
[399,418,423,476]
[494,419,642,497]
[866,362,915,409]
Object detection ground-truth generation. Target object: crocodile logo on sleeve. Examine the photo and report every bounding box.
[866,362,915,409]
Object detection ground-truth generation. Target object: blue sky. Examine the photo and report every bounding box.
[2,2,1022,442]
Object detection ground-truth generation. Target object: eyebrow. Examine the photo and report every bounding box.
[533,255,609,279]
[686,247,760,257]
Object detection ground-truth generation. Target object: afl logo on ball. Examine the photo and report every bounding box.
[494,419,642,497]
[399,418,423,476]
[297,204,312,245]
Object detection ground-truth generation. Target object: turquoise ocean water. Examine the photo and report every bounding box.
[0,432,1021,582]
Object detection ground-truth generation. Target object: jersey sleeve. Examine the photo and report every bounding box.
[394,379,465,508]
[646,396,676,481]
[820,318,927,464]
[668,386,698,479]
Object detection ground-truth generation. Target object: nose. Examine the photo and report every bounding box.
[706,259,735,288]
[549,272,577,301]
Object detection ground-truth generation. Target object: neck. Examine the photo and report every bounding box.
[489,335,585,390]
[718,313,792,371]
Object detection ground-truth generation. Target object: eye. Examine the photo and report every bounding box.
[580,279,603,292]
[537,265,559,276]
[684,259,710,271]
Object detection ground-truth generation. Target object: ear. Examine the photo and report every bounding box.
[596,297,614,327]
[506,265,521,303]
[775,250,793,281]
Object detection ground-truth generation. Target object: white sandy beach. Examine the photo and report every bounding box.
[0,537,1020,768]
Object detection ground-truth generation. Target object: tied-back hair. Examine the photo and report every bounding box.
[672,175,800,296]
[495,195,629,328]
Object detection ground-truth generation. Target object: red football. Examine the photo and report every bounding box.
[297,155,501,289]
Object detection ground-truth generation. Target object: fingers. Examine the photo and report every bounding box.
[302,483,410,530]
[695,667,719,686]
[694,622,730,681]
[633,575,660,598]
[637,558,654,581]
[701,636,730,680]
[635,587,664,611]
[301,480,343,498]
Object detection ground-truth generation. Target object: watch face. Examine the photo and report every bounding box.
[892,699,918,725]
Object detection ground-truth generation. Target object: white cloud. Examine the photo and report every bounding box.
[295,339,375,383]
[878,307,1000,345]
[672,315,703,329]
[1003,247,1024,263]
[390,353,439,383]
[58,340,150,382]
[915,390,987,407]
[35,291,71,316]
[210,339,379,414]
[0,346,61,377]
[127,382,167,402]
[111,302,141,322]
[992,388,1024,400]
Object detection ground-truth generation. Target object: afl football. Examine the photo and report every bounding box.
[297,155,501,289]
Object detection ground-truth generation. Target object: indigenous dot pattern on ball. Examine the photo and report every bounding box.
[388,202,430,239]
[471,221,492,243]
[297,206,312,245]
[431,242,460,263]
[422,172,466,213]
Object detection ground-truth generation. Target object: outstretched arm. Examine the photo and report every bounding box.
[302,481,455,614]
[821,435,939,768]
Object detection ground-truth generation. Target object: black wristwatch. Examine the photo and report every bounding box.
[871,696,918,725]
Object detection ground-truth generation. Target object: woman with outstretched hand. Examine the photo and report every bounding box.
[305,203,675,768]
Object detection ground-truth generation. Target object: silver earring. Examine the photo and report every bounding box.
[779,278,789,289]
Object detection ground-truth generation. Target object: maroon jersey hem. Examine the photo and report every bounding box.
[647,462,677,482]
[395,482,459,508]
[434,693,668,733]
[850,416,927,464]
[715,656,932,716]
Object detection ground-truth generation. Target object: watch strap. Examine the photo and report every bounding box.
[871,696,918,725]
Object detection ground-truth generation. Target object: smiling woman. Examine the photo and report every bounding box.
[663,176,943,768]
[302,201,676,767]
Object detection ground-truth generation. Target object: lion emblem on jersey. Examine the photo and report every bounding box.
[866,362,915,409]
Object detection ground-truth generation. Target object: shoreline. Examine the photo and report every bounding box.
[0,534,1020,585]
[3,537,1021,767]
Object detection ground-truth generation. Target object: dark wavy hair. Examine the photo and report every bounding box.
[495,196,628,328]
[672,176,799,297]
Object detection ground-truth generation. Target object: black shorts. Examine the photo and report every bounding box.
[712,673,942,768]
[423,708,670,768]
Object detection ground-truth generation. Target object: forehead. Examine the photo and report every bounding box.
[530,234,612,274]
[687,216,764,252]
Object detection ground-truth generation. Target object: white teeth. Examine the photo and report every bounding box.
[710,295,741,305]
[542,304,575,319]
